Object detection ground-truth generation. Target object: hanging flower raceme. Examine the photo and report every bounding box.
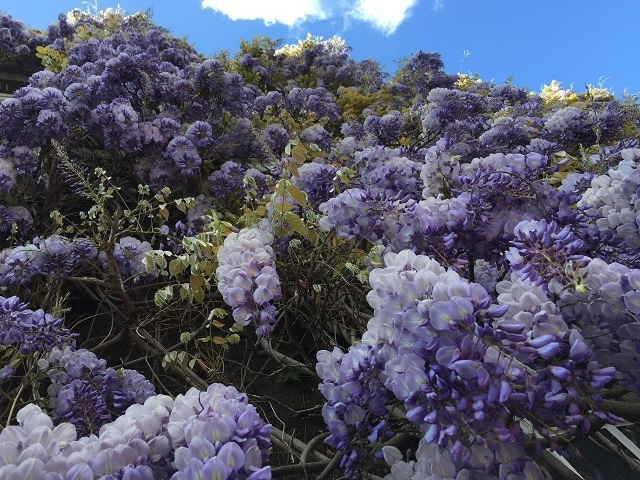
[0,383,272,479]
[318,249,618,478]
[40,346,155,437]
[168,383,272,480]
[216,226,282,337]
[0,295,75,359]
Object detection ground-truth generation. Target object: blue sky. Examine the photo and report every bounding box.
[4,0,639,96]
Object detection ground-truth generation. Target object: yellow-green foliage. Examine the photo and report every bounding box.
[229,36,282,90]
[337,86,394,120]
[238,35,280,59]
[35,45,67,73]
[275,33,347,57]
[539,80,581,108]
[454,73,483,91]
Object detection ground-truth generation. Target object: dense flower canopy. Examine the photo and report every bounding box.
[0,5,639,480]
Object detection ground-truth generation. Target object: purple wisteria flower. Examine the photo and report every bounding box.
[0,205,33,237]
[360,154,423,198]
[0,157,17,193]
[363,110,403,144]
[260,124,290,156]
[216,226,282,337]
[168,383,272,479]
[0,380,271,479]
[0,295,75,356]
[185,120,213,147]
[556,257,640,395]
[291,162,338,207]
[579,148,640,265]
[98,236,157,283]
[288,86,340,121]
[42,346,155,436]
[506,218,587,287]
[318,249,618,477]
[544,105,596,145]
[207,161,270,206]
[300,124,333,152]
[319,186,418,253]
[383,440,544,480]
[167,135,202,176]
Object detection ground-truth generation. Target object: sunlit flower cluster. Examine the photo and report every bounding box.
[0,383,271,479]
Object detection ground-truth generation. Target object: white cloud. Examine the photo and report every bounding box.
[432,0,444,12]
[200,0,327,26]
[349,0,418,35]
[201,0,419,34]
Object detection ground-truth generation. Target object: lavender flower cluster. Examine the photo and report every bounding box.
[556,257,640,395]
[579,148,640,265]
[38,346,155,437]
[0,235,97,288]
[0,382,271,479]
[318,188,394,243]
[291,161,338,208]
[0,14,44,57]
[286,86,340,122]
[382,440,544,480]
[506,218,587,287]
[207,161,270,208]
[216,226,282,337]
[363,111,403,145]
[0,204,33,239]
[317,250,618,477]
[0,18,259,200]
[0,295,74,374]
[98,236,156,284]
[167,383,272,479]
[300,124,333,152]
[416,81,632,161]
[358,152,423,199]
[1,7,640,479]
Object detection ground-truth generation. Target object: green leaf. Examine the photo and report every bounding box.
[285,212,307,236]
[306,229,319,245]
[169,259,183,278]
[287,160,299,178]
[154,290,166,308]
[273,200,294,214]
[272,224,288,237]
[275,179,288,197]
[179,284,190,301]
[287,184,307,207]
[154,285,174,307]
[190,274,205,292]
[161,351,177,370]
[154,252,167,270]
[208,308,228,320]
[175,199,187,213]
[292,143,307,164]
[193,287,205,303]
